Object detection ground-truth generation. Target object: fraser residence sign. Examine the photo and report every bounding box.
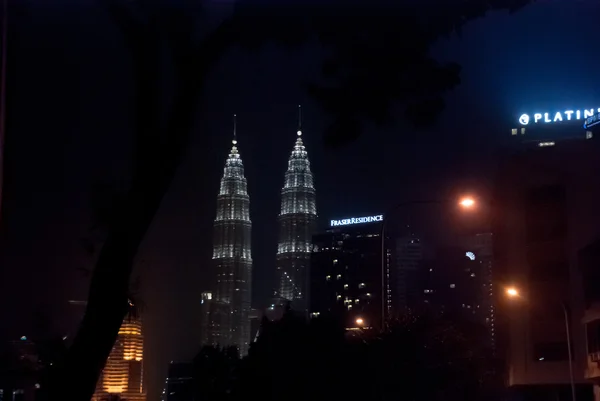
[330,215,384,227]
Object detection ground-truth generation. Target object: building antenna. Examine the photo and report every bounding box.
[297,105,302,136]
[233,114,237,144]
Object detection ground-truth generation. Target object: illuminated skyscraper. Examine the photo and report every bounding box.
[275,106,317,313]
[92,308,145,401]
[205,117,253,356]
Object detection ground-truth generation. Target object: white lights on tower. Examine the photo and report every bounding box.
[275,106,317,311]
[207,115,253,357]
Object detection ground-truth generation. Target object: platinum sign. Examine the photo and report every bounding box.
[519,108,600,126]
[330,215,383,227]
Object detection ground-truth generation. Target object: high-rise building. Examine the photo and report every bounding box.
[0,337,43,401]
[462,232,495,350]
[422,246,482,319]
[579,239,600,401]
[310,215,389,330]
[161,362,194,401]
[393,235,423,314]
[204,122,253,356]
[199,291,214,346]
[494,139,600,401]
[418,234,493,349]
[275,107,317,314]
[92,310,145,401]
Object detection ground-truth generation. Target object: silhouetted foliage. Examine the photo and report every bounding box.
[42,1,533,399]
[192,309,499,401]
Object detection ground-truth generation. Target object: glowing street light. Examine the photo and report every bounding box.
[503,285,575,401]
[355,318,364,326]
[459,197,476,208]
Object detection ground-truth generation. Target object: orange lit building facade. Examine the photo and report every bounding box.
[92,314,145,401]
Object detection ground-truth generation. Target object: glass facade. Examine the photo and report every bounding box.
[310,222,386,329]
[207,139,252,356]
[275,131,316,313]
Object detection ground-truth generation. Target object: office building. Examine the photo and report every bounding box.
[579,239,600,401]
[92,310,145,401]
[161,362,194,401]
[494,139,600,401]
[200,291,214,346]
[0,337,42,401]
[310,215,389,330]
[393,235,423,314]
[204,125,253,357]
[275,110,317,314]
[462,232,495,349]
[422,246,483,321]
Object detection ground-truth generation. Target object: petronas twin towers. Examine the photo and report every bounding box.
[275,126,317,312]
[203,108,317,356]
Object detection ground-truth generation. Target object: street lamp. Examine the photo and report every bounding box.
[355,317,364,326]
[380,197,477,329]
[459,197,476,208]
[505,287,576,401]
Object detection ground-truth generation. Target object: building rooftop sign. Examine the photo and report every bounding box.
[330,215,383,227]
[518,108,600,126]
[584,111,600,129]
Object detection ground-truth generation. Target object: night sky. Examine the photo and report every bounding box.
[2,1,600,400]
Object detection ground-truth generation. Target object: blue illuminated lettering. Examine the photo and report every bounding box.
[519,108,600,126]
[553,112,562,122]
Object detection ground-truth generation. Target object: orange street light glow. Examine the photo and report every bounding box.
[355,318,364,326]
[506,287,519,297]
[459,197,476,208]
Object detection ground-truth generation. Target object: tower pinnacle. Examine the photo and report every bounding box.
[297,105,302,137]
[232,114,238,145]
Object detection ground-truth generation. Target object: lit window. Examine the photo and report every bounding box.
[336,295,342,300]
[358,283,366,289]
[366,293,371,297]
[326,275,331,281]
[333,259,338,265]
[336,274,342,280]
[450,284,456,288]
[344,284,348,289]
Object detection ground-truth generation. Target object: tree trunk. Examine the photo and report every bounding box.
[46,8,169,401]
[46,4,236,399]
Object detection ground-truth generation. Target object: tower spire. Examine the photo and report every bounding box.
[233,114,238,144]
[297,105,302,136]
